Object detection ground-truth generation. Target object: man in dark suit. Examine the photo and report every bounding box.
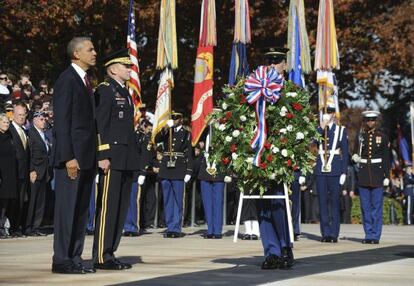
[92,49,143,270]
[26,111,50,236]
[8,101,30,237]
[51,37,97,274]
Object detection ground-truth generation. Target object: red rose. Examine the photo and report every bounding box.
[286,159,292,167]
[230,144,237,153]
[225,111,232,119]
[264,141,271,149]
[287,113,295,119]
[266,154,273,162]
[240,94,247,104]
[260,162,267,170]
[292,103,303,111]
[222,157,230,165]
[293,165,299,171]
[280,137,288,144]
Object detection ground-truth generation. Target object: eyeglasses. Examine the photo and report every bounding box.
[0,77,8,80]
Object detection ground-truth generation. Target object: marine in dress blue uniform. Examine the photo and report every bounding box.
[257,47,294,270]
[352,110,390,244]
[315,105,349,243]
[155,112,193,238]
[92,49,144,270]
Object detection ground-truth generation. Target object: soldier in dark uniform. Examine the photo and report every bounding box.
[403,164,414,225]
[155,112,193,238]
[92,49,144,270]
[352,110,390,244]
[315,104,349,243]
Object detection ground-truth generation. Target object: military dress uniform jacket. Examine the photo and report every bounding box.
[354,129,390,188]
[135,130,153,176]
[95,78,140,171]
[197,153,224,182]
[315,124,349,176]
[155,126,193,180]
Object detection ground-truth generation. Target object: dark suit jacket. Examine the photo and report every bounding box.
[52,65,96,170]
[28,127,50,181]
[9,123,30,180]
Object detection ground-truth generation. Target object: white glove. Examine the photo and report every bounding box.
[298,176,306,185]
[383,178,390,187]
[166,119,174,128]
[352,154,361,163]
[184,174,191,183]
[138,175,146,185]
[224,176,232,183]
[339,174,346,185]
[95,174,99,183]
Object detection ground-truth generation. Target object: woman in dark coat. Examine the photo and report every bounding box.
[0,113,17,238]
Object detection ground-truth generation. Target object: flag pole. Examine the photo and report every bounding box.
[410,102,414,165]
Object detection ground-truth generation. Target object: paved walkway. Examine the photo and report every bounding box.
[0,224,413,286]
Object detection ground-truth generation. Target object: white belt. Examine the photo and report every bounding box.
[360,158,382,163]
[319,149,341,155]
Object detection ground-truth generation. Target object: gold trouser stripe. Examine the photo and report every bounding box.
[98,170,110,263]
[92,180,98,229]
[136,185,142,231]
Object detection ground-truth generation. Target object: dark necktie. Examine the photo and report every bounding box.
[84,75,93,96]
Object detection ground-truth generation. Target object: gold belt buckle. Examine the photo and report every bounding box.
[322,164,331,173]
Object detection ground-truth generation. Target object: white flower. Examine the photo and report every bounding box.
[296,132,304,140]
[232,153,238,160]
[232,130,240,137]
[229,93,234,97]
[222,102,228,110]
[281,149,288,157]
[214,122,220,129]
[272,147,280,154]
[279,128,287,134]
[225,136,232,142]
[240,115,247,122]
[246,157,254,164]
[287,125,293,132]
[219,124,226,131]
[304,131,309,135]
[250,112,256,118]
[286,92,298,97]
[291,154,295,159]
[303,116,310,123]
[269,173,276,180]
[279,106,288,117]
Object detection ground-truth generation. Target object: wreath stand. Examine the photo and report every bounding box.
[233,183,294,244]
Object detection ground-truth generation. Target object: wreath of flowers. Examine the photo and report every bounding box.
[209,69,320,195]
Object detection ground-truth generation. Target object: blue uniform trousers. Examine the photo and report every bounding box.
[291,177,301,235]
[256,187,289,257]
[123,180,139,233]
[161,180,184,233]
[87,182,97,232]
[200,181,224,235]
[317,175,341,238]
[359,186,383,240]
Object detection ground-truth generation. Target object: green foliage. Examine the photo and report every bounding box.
[209,74,320,195]
[351,196,404,225]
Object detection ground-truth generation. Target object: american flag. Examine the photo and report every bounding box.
[127,0,142,123]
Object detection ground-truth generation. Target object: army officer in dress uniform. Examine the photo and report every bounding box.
[316,104,349,243]
[92,49,145,270]
[352,110,390,244]
[155,112,193,238]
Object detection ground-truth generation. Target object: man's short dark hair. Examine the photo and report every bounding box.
[13,101,28,112]
[67,37,92,59]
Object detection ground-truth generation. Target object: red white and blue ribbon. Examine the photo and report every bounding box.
[244,66,284,166]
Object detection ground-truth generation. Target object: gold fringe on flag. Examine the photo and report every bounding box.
[233,0,251,44]
[287,0,311,74]
[156,0,178,69]
[199,0,217,46]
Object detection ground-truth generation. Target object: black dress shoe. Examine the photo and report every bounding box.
[114,258,132,269]
[213,234,222,239]
[52,263,86,274]
[371,239,379,244]
[94,260,123,270]
[204,233,214,239]
[294,234,300,241]
[77,263,96,273]
[164,232,173,238]
[330,237,338,243]
[321,236,330,242]
[250,234,259,240]
[241,234,251,240]
[124,231,139,237]
[33,229,47,236]
[261,254,280,270]
[280,247,295,269]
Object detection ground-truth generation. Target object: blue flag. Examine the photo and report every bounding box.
[289,9,304,88]
[228,42,249,86]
